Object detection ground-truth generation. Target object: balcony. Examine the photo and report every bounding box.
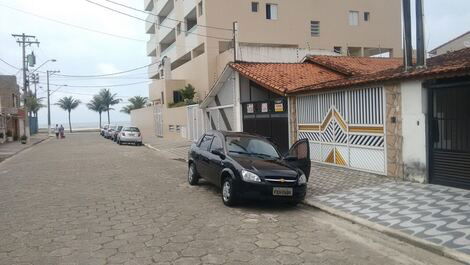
[147,34,157,56]
[145,13,156,34]
[156,0,174,18]
[144,0,154,11]
[183,0,197,16]
[157,10,177,39]
[148,57,160,79]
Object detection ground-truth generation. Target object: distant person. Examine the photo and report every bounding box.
[59,125,65,139]
[54,124,59,139]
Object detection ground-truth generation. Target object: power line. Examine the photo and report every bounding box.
[0,57,20,70]
[40,80,150,88]
[0,3,146,42]
[102,0,233,31]
[50,61,160,78]
[85,0,233,41]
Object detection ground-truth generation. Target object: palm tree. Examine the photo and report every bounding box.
[87,95,106,128]
[121,96,148,114]
[55,96,81,133]
[98,89,122,124]
[25,91,45,116]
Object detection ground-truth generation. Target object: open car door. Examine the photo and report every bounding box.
[284,139,311,179]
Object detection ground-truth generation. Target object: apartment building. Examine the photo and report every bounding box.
[137,0,402,139]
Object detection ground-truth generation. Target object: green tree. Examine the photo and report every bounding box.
[86,95,106,128]
[25,91,45,115]
[98,89,122,124]
[55,96,81,133]
[120,96,148,114]
[180,84,196,103]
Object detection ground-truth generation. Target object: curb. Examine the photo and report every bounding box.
[302,199,470,265]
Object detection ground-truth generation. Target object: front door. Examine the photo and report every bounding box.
[429,82,470,189]
[284,139,311,178]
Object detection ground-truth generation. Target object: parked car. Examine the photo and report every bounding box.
[100,124,109,136]
[104,125,116,139]
[111,126,123,142]
[117,127,143,146]
[187,131,311,206]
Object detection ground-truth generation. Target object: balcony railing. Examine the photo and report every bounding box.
[147,34,157,56]
[144,0,154,11]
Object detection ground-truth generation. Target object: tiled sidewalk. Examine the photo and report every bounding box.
[308,182,470,262]
[0,133,49,162]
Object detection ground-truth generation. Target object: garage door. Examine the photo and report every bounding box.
[429,84,470,189]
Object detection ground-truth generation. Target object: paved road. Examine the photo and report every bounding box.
[0,133,463,265]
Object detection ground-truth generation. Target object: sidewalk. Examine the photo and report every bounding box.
[0,133,49,162]
[143,137,470,264]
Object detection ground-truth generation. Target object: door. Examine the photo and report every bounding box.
[284,139,311,178]
[196,134,214,178]
[429,83,470,189]
[207,135,225,186]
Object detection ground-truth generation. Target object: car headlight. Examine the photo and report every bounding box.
[298,173,307,185]
[241,170,261,183]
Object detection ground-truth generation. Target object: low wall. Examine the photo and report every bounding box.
[130,106,155,140]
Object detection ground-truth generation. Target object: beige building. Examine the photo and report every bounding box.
[0,75,21,142]
[429,31,470,56]
[135,0,402,140]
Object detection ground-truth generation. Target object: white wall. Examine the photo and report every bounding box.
[401,80,428,183]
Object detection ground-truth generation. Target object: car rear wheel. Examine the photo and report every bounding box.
[222,177,237,207]
[188,163,199,185]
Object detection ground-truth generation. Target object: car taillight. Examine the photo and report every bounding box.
[121,133,125,136]
[138,133,141,137]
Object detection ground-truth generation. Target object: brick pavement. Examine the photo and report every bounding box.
[0,133,460,265]
[0,133,49,162]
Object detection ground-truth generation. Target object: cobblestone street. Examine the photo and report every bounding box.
[0,133,463,265]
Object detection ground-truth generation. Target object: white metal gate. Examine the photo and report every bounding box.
[154,104,163,137]
[296,87,386,174]
[187,105,205,142]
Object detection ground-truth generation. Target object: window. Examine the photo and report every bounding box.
[349,11,359,26]
[210,136,224,152]
[173,91,184,103]
[364,12,370,22]
[176,23,181,35]
[199,135,213,151]
[310,21,320,37]
[198,1,203,16]
[266,4,278,20]
[334,46,342,54]
[251,2,259,12]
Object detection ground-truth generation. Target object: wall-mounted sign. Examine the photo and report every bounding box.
[261,103,268,113]
[246,103,254,114]
[274,100,284,112]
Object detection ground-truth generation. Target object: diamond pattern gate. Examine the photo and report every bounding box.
[297,87,386,174]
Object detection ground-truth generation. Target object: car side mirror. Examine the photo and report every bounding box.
[211,149,226,160]
[284,155,298,161]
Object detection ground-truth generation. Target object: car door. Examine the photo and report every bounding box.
[284,139,311,179]
[207,135,225,186]
[196,135,214,178]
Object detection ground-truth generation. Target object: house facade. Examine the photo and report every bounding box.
[0,75,22,142]
[136,0,403,140]
[198,49,470,189]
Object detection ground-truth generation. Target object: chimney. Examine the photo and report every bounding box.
[416,0,426,67]
[402,0,413,69]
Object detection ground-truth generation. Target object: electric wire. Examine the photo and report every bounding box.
[39,81,150,88]
[101,0,233,31]
[0,57,20,70]
[0,3,146,42]
[85,0,233,41]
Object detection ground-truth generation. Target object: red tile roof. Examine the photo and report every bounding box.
[307,56,403,76]
[292,48,470,94]
[229,62,345,95]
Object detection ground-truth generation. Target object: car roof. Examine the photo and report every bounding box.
[206,130,268,139]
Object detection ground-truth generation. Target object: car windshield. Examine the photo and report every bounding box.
[123,127,140,132]
[117,126,123,131]
[226,136,280,159]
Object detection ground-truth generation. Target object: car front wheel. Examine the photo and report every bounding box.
[222,177,237,207]
[188,163,199,185]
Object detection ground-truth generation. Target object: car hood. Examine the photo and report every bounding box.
[233,157,298,178]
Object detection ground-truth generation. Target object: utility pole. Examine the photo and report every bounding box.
[232,21,239,61]
[47,70,60,136]
[12,33,40,139]
[30,73,39,96]
[402,0,413,69]
[416,0,426,67]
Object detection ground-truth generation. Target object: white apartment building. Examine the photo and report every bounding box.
[135,0,402,140]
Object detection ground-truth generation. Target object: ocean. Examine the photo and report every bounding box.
[39,121,132,129]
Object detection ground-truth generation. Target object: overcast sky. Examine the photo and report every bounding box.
[0,0,469,128]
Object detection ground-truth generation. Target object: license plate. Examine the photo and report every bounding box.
[273,187,293,196]
[129,133,135,136]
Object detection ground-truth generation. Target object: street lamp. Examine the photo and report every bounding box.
[31,59,57,74]
[46,70,60,136]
